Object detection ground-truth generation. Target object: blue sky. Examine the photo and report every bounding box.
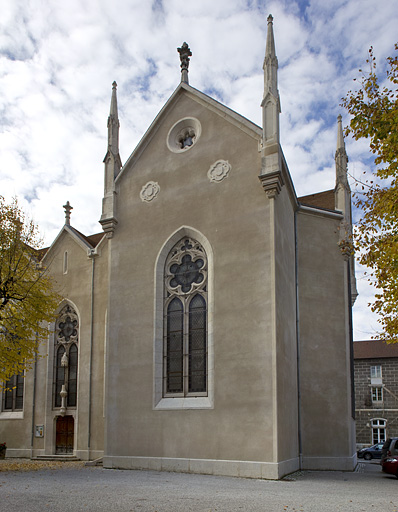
[1,0,397,340]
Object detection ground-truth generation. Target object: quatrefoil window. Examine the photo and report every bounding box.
[165,237,207,296]
[58,316,78,342]
[178,130,195,149]
[170,254,204,293]
[167,118,201,153]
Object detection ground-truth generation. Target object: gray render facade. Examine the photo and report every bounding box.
[1,16,358,478]
[354,340,398,448]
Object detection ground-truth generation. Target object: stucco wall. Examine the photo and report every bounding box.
[273,187,299,464]
[104,92,294,477]
[297,208,356,470]
[0,230,108,459]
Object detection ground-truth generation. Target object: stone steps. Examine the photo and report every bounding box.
[33,455,80,462]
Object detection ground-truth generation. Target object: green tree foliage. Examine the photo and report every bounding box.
[0,196,60,384]
[342,44,398,341]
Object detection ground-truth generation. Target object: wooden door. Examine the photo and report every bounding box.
[55,415,74,454]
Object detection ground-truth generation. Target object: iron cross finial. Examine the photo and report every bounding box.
[177,42,192,84]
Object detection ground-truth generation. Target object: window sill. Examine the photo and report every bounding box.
[0,411,23,420]
[154,396,213,410]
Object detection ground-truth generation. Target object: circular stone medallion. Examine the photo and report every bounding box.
[140,181,160,202]
[207,160,231,182]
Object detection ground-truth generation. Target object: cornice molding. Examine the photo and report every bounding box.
[258,170,284,198]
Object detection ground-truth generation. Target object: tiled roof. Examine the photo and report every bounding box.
[299,189,336,211]
[354,340,398,359]
[73,229,104,248]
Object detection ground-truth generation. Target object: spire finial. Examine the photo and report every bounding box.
[336,114,345,151]
[100,83,122,237]
[259,14,284,194]
[335,114,349,185]
[177,42,192,84]
[63,201,73,226]
[109,81,118,120]
[108,80,120,156]
[261,14,280,147]
[265,14,276,62]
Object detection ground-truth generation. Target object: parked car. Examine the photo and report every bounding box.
[382,457,398,478]
[381,438,398,463]
[357,442,384,460]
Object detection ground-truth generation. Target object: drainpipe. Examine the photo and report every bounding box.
[294,210,303,469]
[87,251,96,456]
[30,337,38,457]
[347,258,355,419]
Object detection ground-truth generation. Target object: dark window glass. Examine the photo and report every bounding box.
[189,295,207,393]
[166,298,183,393]
[15,373,24,410]
[67,344,78,407]
[55,345,66,407]
[2,373,24,411]
[4,382,13,410]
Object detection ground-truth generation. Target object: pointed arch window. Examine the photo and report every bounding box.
[53,305,79,409]
[164,237,207,397]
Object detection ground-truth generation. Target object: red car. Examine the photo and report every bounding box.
[382,457,398,479]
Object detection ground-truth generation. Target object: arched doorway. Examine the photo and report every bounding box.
[55,415,74,454]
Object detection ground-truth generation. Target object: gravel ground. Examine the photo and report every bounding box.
[0,459,397,512]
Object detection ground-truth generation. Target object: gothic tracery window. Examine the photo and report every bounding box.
[53,305,79,408]
[164,238,207,396]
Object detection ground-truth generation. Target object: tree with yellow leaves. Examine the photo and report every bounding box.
[342,44,398,341]
[0,196,60,385]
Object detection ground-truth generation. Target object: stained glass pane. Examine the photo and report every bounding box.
[167,298,183,393]
[15,373,24,410]
[4,377,13,410]
[55,346,65,407]
[188,295,206,393]
[68,344,78,407]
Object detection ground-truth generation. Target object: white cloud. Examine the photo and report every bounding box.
[0,0,397,340]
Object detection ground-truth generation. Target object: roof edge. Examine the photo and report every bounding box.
[116,82,263,183]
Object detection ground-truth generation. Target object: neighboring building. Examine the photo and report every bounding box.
[0,16,358,479]
[354,340,398,448]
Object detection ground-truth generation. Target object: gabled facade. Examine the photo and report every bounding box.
[1,221,108,460]
[0,16,357,478]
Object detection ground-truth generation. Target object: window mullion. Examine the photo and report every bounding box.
[183,300,189,396]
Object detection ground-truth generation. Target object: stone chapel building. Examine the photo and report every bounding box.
[0,16,358,479]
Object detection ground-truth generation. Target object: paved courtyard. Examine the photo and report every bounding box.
[0,460,396,512]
